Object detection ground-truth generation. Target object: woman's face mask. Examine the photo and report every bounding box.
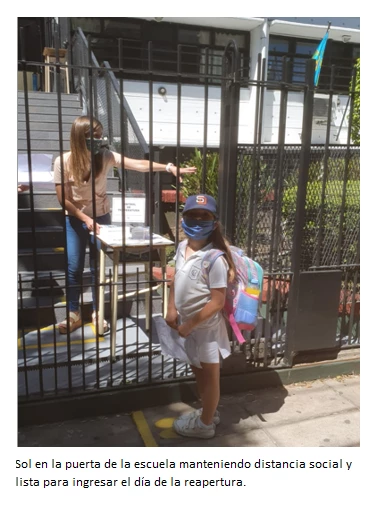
[85,138,103,154]
[181,218,216,240]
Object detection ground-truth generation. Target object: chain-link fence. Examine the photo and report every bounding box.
[234,144,360,273]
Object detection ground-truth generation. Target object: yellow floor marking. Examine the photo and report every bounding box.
[155,417,179,439]
[18,322,105,350]
[155,417,175,429]
[159,429,179,439]
[132,411,158,447]
[90,321,109,337]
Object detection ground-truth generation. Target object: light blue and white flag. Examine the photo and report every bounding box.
[312,24,331,86]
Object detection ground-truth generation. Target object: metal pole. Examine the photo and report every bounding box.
[218,40,241,242]
[284,58,315,366]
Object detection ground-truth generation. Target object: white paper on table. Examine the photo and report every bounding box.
[153,316,201,368]
[18,154,54,184]
[96,226,174,247]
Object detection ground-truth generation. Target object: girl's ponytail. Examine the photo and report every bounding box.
[209,224,236,282]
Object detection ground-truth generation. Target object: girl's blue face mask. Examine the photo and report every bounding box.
[181,218,216,240]
[85,138,103,154]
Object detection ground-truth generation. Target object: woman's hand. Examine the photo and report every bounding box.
[84,217,100,234]
[169,166,197,183]
[165,308,179,330]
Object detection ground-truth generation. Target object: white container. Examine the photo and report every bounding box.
[131,226,150,240]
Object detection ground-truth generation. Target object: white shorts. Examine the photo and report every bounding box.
[185,316,231,366]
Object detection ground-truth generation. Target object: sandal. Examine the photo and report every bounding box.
[92,312,109,333]
[58,312,82,334]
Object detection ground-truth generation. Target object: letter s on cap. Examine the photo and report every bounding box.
[196,195,207,205]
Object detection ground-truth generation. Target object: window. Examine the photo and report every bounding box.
[103,19,141,39]
[268,35,359,92]
[178,28,210,45]
[71,18,101,34]
[71,18,250,85]
[215,31,246,48]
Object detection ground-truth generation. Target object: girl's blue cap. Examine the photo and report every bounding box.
[183,195,218,216]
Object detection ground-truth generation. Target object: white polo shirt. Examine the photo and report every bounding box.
[174,241,228,328]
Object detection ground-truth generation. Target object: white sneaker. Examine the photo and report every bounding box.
[178,408,221,425]
[173,414,215,439]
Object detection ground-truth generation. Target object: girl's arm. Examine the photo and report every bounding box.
[178,287,226,338]
[165,276,179,330]
[55,184,100,234]
[120,157,196,182]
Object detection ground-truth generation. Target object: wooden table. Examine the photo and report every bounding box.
[96,227,174,357]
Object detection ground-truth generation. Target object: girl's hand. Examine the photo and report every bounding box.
[178,321,193,338]
[165,309,179,330]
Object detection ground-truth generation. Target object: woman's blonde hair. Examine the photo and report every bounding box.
[68,116,103,185]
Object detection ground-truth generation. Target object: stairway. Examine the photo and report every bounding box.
[17,91,123,328]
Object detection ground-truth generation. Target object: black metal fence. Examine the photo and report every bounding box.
[17,29,360,403]
[219,47,359,366]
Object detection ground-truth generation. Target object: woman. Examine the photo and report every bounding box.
[54,115,196,334]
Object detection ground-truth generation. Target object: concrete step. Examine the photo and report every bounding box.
[18,208,64,228]
[18,131,70,141]
[18,113,83,124]
[18,139,71,151]
[17,91,80,101]
[18,121,73,132]
[18,98,81,109]
[18,226,64,249]
[18,192,61,209]
[18,105,83,116]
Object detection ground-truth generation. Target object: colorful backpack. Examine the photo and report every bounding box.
[201,246,264,344]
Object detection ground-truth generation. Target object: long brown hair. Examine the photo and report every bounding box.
[68,116,104,185]
[209,223,236,282]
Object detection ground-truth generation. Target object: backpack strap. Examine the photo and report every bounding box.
[253,261,264,291]
[201,249,246,343]
[201,249,225,283]
[228,313,246,344]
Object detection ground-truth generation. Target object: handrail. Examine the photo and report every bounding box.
[103,61,149,155]
[71,27,148,158]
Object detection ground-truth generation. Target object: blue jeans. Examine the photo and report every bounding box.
[65,213,111,312]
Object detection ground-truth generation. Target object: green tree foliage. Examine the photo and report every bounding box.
[181,149,219,199]
[282,179,360,266]
[350,58,360,144]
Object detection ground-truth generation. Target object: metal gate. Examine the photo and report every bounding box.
[219,43,360,367]
[18,23,359,404]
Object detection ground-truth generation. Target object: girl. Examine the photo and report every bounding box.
[54,115,196,334]
[165,194,236,439]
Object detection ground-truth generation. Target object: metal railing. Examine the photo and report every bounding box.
[71,27,148,191]
[17,34,360,403]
